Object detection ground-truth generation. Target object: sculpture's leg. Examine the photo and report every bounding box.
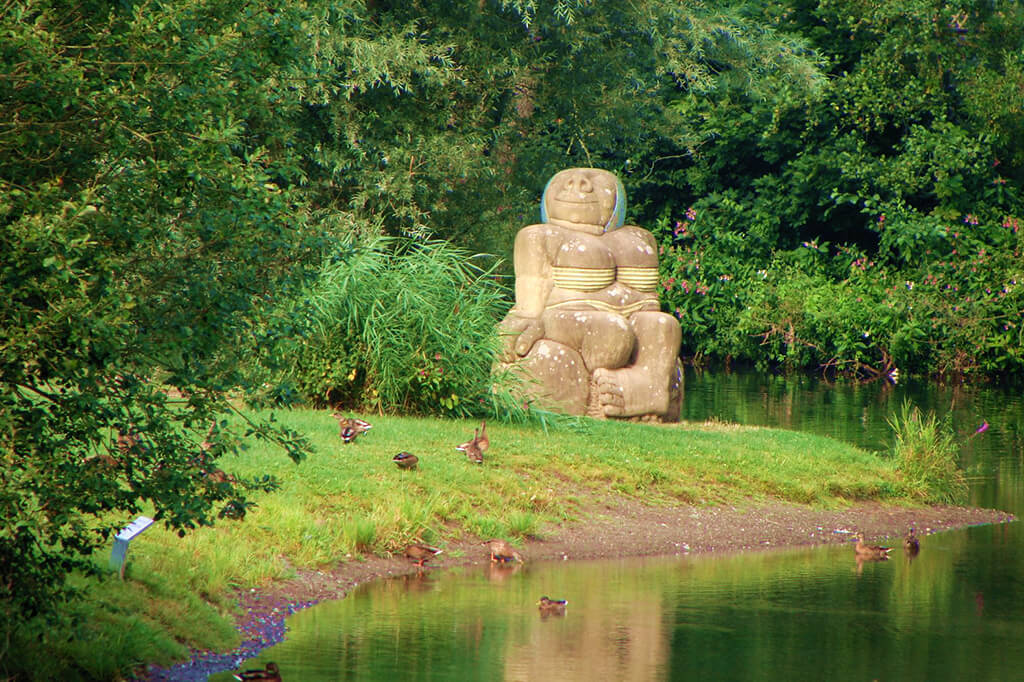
[541,309,635,372]
[592,312,682,420]
[502,340,591,415]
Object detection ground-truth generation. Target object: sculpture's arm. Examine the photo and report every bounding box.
[500,225,556,358]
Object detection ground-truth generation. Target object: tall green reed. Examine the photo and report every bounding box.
[888,399,968,504]
[253,236,510,416]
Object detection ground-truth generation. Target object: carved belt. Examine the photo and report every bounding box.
[616,266,659,292]
[551,266,616,291]
[551,265,659,292]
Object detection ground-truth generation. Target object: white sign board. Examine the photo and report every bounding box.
[110,515,154,578]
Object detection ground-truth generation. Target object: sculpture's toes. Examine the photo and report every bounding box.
[593,369,625,416]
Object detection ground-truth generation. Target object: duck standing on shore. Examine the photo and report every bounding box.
[404,543,443,567]
[854,532,893,560]
[484,538,523,563]
[332,413,372,444]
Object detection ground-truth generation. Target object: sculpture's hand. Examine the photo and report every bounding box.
[499,314,545,361]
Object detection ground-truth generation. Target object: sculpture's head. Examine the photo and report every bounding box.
[541,168,625,234]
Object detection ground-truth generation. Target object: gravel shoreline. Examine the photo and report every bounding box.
[137,498,1015,681]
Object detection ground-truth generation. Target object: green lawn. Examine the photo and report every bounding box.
[14,410,913,680]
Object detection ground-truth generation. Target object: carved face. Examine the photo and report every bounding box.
[543,168,621,230]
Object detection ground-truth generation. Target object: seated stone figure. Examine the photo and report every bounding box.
[499,167,682,421]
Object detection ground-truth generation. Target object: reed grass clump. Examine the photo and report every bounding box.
[888,400,968,504]
[254,236,509,416]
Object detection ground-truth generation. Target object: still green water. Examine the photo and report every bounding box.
[213,371,1024,681]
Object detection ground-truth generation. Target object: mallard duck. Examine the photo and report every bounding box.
[537,596,568,615]
[456,430,484,464]
[404,543,443,567]
[233,661,281,681]
[393,452,419,470]
[904,527,920,555]
[477,420,490,452]
[332,413,372,443]
[483,538,522,563]
[855,532,892,559]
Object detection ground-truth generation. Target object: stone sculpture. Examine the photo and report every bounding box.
[499,167,682,421]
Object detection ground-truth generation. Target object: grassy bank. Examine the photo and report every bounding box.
[13,411,917,679]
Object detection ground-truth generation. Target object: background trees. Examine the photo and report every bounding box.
[648,0,1023,378]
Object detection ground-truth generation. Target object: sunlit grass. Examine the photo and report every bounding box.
[19,409,927,679]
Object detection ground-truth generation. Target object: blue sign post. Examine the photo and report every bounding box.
[110,515,154,579]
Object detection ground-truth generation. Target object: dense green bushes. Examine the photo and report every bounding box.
[640,0,1023,380]
[658,207,1022,378]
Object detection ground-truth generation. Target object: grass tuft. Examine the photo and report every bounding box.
[888,400,968,504]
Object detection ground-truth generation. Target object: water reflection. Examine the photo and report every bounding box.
[211,371,1023,682]
[212,531,1024,682]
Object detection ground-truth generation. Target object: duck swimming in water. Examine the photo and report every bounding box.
[233,661,281,681]
[904,527,920,555]
[854,532,893,560]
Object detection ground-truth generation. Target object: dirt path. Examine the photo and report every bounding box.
[138,498,1014,681]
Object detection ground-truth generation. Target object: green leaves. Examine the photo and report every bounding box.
[1,0,324,628]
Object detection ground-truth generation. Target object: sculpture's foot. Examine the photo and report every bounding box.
[591,366,671,419]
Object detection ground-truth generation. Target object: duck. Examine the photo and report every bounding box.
[332,413,372,443]
[854,532,892,560]
[404,543,443,567]
[393,452,419,470]
[537,596,568,615]
[483,538,523,563]
[904,527,920,555]
[232,661,281,681]
[477,420,490,452]
[456,429,484,464]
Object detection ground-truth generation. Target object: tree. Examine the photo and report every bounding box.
[1,0,317,629]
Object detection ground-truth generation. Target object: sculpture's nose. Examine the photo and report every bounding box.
[565,174,593,194]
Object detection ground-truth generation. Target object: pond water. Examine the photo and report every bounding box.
[212,370,1024,681]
